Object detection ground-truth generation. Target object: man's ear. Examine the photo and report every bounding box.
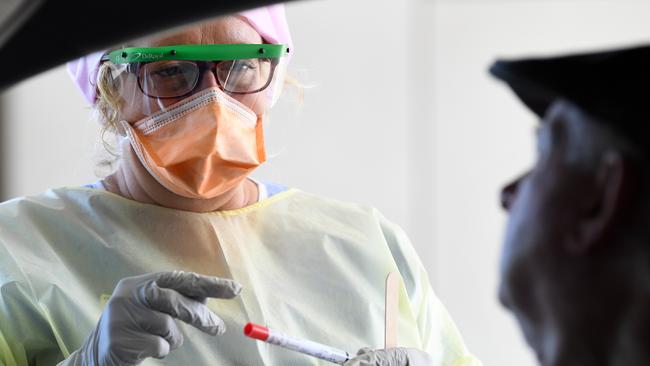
[568,150,626,255]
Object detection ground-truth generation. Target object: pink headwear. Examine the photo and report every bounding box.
[67,4,293,105]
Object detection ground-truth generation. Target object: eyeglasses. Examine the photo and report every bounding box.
[102,44,290,99]
[130,58,278,99]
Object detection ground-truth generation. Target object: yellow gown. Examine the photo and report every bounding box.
[0,187,481,366]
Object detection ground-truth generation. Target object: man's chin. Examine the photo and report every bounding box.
[524,337,548,366]
[518,321,547,365]
[534,348,547,366]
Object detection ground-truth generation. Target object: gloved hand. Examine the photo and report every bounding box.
[59,270,242,366]
[344,347,434,366]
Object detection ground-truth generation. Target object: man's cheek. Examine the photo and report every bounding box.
[514,310,544,360]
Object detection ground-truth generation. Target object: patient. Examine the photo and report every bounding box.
[491,45,650,366]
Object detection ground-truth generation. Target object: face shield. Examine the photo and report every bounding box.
[100,43,290,123]
[96,44,289,199]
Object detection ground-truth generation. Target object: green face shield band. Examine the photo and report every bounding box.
[102,44,290,64]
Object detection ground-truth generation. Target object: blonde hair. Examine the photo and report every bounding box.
[283,73,305,104]
[95,63,123,154]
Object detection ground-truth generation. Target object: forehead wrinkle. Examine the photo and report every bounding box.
[199,17,262,45]
[139,16,261,47]
[141,27,202,47]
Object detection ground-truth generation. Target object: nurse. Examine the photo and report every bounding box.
[0,5,480,366]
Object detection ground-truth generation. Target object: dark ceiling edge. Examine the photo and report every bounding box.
[0,96,5,200]
[0,0,296,92]
[0,0,45,48]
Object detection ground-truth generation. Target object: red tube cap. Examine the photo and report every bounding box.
[244,322,269,341]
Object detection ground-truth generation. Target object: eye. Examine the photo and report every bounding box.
[152,65,184,77]
[139,61,199,98]
[233,61,258,73]
[215,59,271,93]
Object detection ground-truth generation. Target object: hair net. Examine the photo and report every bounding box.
[67,4,293,105]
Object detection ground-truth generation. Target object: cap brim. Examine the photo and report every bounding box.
[489,60,559,119]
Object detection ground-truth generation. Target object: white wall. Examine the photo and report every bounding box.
[2,1,650,365]
[431,2,650,365]
[3,66,101,197]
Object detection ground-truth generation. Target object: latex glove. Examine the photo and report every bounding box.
[60,270,242,366]
[344,347,434,366]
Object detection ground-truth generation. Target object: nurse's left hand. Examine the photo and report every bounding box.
[344,347,434,366]
[58,270,241,366]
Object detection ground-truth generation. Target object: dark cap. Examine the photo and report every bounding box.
[489,44,650,148]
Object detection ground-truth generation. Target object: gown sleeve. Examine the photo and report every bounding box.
[379,214,483,366]
[0,237,65,366]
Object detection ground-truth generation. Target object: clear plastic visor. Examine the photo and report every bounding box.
[99,47,288,123]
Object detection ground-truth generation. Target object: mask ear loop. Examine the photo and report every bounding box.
[255,119,267,163]
[116,120,129,137]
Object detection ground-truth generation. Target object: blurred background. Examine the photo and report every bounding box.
[2,0,650,365]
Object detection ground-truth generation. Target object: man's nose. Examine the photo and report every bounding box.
[497,282,512,311]
[500,173,527,211]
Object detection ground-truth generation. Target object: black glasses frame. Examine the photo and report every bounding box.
[127,58,279,99]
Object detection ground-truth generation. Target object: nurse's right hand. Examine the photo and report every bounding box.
[59,270,242,366]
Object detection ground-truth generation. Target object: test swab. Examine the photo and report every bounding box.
[243,322,350,364]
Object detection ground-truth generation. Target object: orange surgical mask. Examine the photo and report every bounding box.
[121,87,266,199]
